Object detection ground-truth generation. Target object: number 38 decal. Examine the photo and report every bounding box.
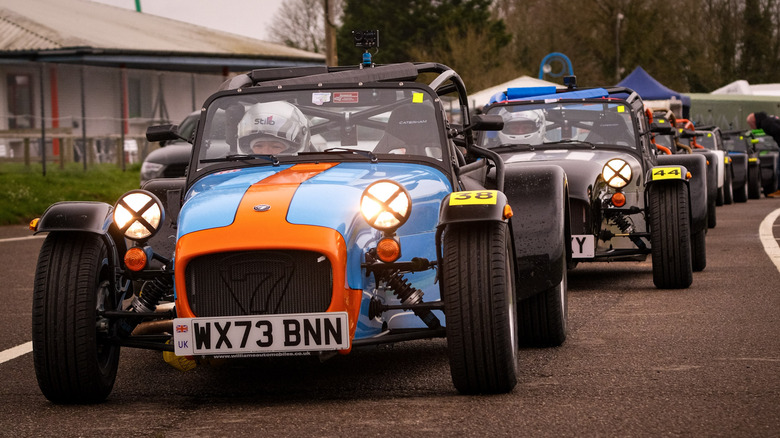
[650,167,684,181]
[449,190,498,205]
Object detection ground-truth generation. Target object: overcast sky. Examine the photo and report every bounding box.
[89,0,284,41]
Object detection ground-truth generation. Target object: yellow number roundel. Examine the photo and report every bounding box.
[651,167,683,181]
[449,190,498,205]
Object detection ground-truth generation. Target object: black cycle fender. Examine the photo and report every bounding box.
[35,201,126,267]
[656,155,706,233]
[437,189,509,226]
[502,164,569,300]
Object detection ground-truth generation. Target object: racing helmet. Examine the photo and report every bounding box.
[497,109,545,145]
[237,101,310,154]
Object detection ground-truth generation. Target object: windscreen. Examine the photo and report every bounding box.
[696,132,718,150]
[195,87,444,171]
[481,101,637,149]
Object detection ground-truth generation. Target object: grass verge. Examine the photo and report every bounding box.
[0,162,141,226]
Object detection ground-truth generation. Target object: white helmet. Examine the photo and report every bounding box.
[237,101,310,154]
[497,109,545,145]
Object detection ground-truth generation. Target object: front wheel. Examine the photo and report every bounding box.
[517,266,567,347]
[32,232,120,404]
[441,222,517,394]
[733,176,748,203]
[748,165,761,199]
[723,166,733,205]
[691,229,706,272]
[648,182,693,289]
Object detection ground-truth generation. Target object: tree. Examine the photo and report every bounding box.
[268,0,344,58]
[337,0,512,91]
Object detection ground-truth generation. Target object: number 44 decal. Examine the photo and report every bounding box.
[651,167,683,181]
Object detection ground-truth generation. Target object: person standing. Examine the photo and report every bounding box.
[747,112,780,198]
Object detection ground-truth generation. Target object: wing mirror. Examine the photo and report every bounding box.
[467,114,504,132]
[146,124,189,144]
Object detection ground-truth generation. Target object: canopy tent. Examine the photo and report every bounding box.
[618,66,691,116]
[711,80,780,96]
[468,75,563,110]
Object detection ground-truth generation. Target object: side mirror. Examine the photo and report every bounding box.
[649,123,675,135]
[468,114,504,132]
[146,124,188,143]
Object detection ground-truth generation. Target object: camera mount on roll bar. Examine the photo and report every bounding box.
[352,29,379,67]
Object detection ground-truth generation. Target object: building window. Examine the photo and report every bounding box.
[7,74,34,129]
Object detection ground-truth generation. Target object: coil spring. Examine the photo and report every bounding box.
[612,214,633,233]
[611,213,647,250]
[132,276,173,313]
[384,270,440,329]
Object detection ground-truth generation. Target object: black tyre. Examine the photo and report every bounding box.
[716,186,724,206]
[441,222,517,394]
[691,229,706,272]
[517,261,567,347]
[32,232,120,404]
[723,166,733,205]
[748,165,761,199]
[648,182,693,289]
[707,197,716,228]
[733,177,748,203]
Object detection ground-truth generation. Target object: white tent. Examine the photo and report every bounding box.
[468,75,563,109]
[711,80,780,96]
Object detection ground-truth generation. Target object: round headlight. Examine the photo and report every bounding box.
[603,159,633,188]
[113,190,164,241]
[360,180,412,232]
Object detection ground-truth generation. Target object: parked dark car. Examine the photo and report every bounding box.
[139,111,198,183]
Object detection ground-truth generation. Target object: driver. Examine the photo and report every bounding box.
[237,101,311,155]
[497,109,545,145]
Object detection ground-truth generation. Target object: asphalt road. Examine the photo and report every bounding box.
[1,198,779,437]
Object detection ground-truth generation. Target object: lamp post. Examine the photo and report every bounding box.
[616,12,625,84]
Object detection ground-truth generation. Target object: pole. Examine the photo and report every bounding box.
[324,0,338,66]
[615,13,620,83]
[80,66,87,171]
[39,64,46,176]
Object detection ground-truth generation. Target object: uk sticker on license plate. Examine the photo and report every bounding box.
[173,312,350,356]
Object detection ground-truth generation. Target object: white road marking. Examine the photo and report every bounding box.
[759,208,780,274]
[0,235,45,243]
[0,341,32,365]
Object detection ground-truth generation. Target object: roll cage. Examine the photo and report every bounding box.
[480,85,656,171]
[178,63,505,190]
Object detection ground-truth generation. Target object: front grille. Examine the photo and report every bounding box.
[569,198,591,234]
[185,250,333,317]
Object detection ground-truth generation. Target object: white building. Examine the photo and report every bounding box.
[0,0,324,162]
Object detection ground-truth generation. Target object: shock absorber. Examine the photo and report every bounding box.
[611,214,647,250]
[384,270,441,329]
[131,276,173,313]
[116,275,174,337]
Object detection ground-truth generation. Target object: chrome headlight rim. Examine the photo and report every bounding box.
[113,190,164,241]
[603,158,633,189]
[360,179,412,233]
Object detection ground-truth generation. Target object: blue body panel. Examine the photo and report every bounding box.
[179,166,293,234]
[176,162,453,340]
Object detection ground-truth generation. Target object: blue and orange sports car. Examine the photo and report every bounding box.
[30,61,571,403]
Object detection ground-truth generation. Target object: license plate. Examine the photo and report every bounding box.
[571,234,595,258]
[173,312,349,356]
